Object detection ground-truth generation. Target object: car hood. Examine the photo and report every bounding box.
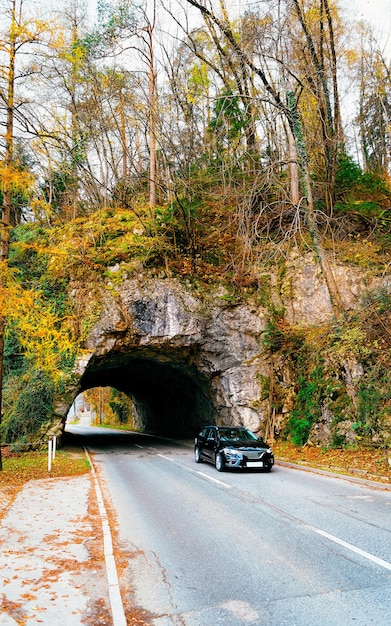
[221,440,270,451]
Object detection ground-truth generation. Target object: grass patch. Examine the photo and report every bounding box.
[0,447,90,487]
[90,421,137,431]
[273,441,391,483]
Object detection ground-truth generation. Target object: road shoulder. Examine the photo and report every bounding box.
[0,474,113,625]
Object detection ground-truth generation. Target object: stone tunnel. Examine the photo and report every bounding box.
[78,348,216,438]
[50,254,385,446]
[58,276,273,439]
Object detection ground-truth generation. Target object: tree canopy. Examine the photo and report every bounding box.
[1,0,391,455]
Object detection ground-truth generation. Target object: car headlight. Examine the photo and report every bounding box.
[223,448,243,459]
[267,448,273,454]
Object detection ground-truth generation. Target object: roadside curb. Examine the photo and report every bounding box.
[84,448,127,626]
[275,459,391,491]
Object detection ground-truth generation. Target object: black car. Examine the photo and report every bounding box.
[194,425,274,472]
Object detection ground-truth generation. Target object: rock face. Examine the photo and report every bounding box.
[278,250,385,325]
[74,277,271,437]
[62,253,385,440]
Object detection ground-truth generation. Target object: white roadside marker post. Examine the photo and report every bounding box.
[48,439,52,472]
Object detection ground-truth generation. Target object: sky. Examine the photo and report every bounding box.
[84,0,391,50]
[351,0,391,51]
[34,0,390,61]
[355,0,391,24]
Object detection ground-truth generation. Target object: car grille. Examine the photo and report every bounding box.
[243,449,267,460]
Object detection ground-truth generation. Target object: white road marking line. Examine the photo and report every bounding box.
[306,524,391,571]
[155,450,390,572]
[156,454,232,487]
[196,471,232,488]
[134,444,144,448]
[346,495,373,500]
[84,448,127,626]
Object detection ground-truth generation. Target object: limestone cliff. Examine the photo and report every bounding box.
[60,250,391,446]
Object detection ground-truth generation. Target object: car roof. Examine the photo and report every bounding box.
[202,425,247,430]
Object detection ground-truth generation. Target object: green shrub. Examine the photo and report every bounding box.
[1,370,54,444]
[287,374,322,446]
[108,389,135,426]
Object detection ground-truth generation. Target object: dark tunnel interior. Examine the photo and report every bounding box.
[79,350,217,438]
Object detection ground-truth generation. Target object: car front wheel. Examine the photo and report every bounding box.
[194,447,203,463]
[215,452,225,472]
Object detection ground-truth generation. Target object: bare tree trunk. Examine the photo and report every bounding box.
[292,0,338,211]
[0,0,17,470]
[265,356,276,445]
[287,92,344,317]
[286,122,300,205]
[120,91,128,179]
[148,26,157,207]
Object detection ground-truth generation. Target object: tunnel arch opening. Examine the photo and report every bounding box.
[78,349,217,438]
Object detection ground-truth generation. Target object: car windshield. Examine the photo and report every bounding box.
[218,428,259,442]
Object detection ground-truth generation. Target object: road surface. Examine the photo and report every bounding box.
[67,425,391,626]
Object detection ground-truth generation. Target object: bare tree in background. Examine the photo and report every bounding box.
[182,0,345,313]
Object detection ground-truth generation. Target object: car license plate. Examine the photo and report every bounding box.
[248,461,263,468]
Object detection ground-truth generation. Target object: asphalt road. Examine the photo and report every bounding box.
[67,425,391,626]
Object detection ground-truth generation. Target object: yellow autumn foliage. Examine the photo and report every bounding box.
[0,163,34,193]
[0,263,76,381]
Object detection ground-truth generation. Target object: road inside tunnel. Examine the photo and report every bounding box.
[79,351,216,438]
